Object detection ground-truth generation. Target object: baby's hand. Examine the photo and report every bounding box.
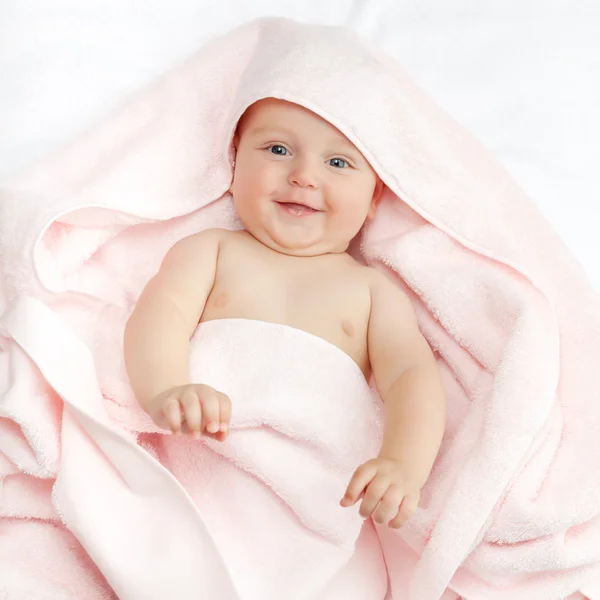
[147,384,231,442]
[340,457,420,529]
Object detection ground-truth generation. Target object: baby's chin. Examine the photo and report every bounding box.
[250,226,349,257]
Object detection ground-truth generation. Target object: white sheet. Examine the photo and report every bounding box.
[1,0,599,289]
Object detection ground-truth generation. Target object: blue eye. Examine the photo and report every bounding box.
[329,158,349,169]
[269,145,289,156]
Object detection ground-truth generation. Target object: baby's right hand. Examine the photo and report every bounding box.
[147,384,231,442]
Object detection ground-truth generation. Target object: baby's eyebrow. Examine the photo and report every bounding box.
[327,137,364,162]
[330,137,362,155]
[330,135,354,147]
[248,126,295,137]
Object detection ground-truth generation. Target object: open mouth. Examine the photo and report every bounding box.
[276,202,320,217]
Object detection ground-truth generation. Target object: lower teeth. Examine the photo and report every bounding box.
[285,204,310,215]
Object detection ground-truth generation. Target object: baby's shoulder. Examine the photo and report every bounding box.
[344,259,388,287]
[161,228,231,269]
[362,265,415,319]
[182,227,231,244]
[348,261,411,306]
[172,228,237,254]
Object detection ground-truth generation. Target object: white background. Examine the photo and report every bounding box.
[1,0,599,289]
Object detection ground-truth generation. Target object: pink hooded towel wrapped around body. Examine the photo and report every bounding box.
[1,16,599,600]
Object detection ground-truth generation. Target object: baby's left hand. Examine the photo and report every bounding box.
[340,457,420,529]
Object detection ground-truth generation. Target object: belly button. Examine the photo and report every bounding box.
[341,319,355,337]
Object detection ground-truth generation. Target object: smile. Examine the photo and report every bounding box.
[276,202,320,217]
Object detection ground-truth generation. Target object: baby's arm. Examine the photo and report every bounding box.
[367,272,446,483]
[124,229,220,418]
[341,271,445,527]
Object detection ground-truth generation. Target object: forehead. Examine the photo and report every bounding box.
[238,98,343,138]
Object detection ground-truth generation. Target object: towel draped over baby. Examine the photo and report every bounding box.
[0,16,599,600]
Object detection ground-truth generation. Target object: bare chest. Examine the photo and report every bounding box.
[200,249,372,377]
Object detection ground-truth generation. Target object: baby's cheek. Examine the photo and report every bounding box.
[338,196,372,228]
[236,168,273,201]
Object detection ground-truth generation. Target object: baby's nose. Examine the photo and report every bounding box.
[288,160,319,189]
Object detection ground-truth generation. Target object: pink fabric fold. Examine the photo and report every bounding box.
[1,16,599,599]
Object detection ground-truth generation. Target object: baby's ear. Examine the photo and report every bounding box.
[227,143,237,194]
[230,129,240,163]
[367,177,385,220]
[228,131,239,188]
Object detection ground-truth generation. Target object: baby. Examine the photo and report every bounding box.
[124,97,446,529]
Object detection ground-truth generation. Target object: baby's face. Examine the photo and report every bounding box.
[229,98,382,256]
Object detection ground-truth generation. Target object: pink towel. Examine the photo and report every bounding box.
[1,16,599,600]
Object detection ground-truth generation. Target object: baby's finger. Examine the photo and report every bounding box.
[389,491,419,529]
[359,476,390,518]
[199,387,221,434]
[209,429,228,443]
[217,392,232,433]
[340,462,378,507]
[372,485,404,525]
[162,395,183,434]
[179,388,202,435]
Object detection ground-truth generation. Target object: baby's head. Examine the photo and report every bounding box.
[229,98,383,257]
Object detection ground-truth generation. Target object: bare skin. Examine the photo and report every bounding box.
[124,98,446,529]
[201,230,373,376]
